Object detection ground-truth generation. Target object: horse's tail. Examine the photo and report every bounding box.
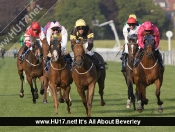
[104,61,108,69]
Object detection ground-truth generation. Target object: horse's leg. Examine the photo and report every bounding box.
[126,78,136,110]
[97,80,105,106]
[39,76,48,103]
[136,85,143,113]
[57,87,64,103]
[49,82,59,114]
[155,79,163,113]
[77,87,87,116]
[33,78,39,99]
[64,86,71,114]
[18,70,24,98]
[26,76,36,103]
[43,76,48,103]
[86,83,96,117]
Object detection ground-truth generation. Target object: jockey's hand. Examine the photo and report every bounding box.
[76,39,80,44]
[26,42,31,47]
[85,49,89,53]
[120,45,124,50]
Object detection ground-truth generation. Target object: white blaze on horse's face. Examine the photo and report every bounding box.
[131,44,134,54]
[53,50,59,61]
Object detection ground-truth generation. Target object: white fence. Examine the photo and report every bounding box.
[4,50,175,66]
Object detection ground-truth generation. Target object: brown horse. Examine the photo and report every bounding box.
[122,34,138,110]
[39,38,50,103]
[71,39,106,117]
[17,39,43,103]
[48,39,73,114]
[133,34,164,113]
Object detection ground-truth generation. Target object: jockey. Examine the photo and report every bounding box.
[44,20,72,71]
[70,19,104,70]
[19,21,45,60]
[121,17,140,72]
[123,14,141,27]
[133,21,164,68]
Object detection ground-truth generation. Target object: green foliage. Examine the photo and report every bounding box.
[54,0,106,39]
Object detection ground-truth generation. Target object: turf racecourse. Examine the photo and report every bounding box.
[0,57,175,131]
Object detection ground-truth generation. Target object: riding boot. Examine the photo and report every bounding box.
[121,53,128,72]
[91,54,104,70]
[155,50,164,68]
[133,49,144,67]
[44,56,51,71]
[19,46,29,60]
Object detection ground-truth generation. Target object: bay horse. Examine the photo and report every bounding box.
[48,38,73,114]
[122,34,138,110]
[71,39,106,117]
[133,34,164,113]
[17,39,43,103]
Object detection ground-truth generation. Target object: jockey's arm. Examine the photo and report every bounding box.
[154,27,160,49]
[24,31,31,47]
[123,26,129,44]
[46,28,52,45]
[60,26,68,51]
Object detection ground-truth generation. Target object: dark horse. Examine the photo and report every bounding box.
[48,38,73,114]
[133,34,164,113]
[0,47,5,59]
[17,39,43,103]
[71,39,106,117]
[122,34,138,110]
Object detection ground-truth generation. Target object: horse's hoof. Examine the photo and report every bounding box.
[19,93,24,98]
[58,98,64,103]
[34,93,39,99]
[40,90,44,95]
[43,100,48,104]
[137,109,143,113]
[126,104,131,108]
[158,108,163,113]
[101,101,105,106]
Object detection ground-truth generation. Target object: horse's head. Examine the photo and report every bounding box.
[32,40,43,62]
[50,39,62,62]
[127,34,138,62]
[40,38,49,61]
[71,39,84,68]
[143,34,155,59]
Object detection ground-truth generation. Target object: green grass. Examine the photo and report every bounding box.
[0,57,175,131]
[7,39,175,52]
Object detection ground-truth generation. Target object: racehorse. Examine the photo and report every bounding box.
[39,38,50,103]
[71,39,106,117]
[17,39,43,103]
[48,38,73,114]
[133,34,164,113]
[0,47,5,59]
[122,34,138,110]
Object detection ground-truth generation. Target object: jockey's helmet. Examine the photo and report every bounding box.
[129,14,137,20]
[31,22,40,31]
[75,19,86,28]
[50,20,62,31]
[143,21,153,31]
[127,17,137,24]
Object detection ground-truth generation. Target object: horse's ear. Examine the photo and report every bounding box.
[79,39,83,44]
[71,39,76,45]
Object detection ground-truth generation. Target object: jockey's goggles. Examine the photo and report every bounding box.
[52,27,61,32]
[145,30,151,33]
[32,29,38,31]
[128,23,135,26]
[77,26,85,30]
